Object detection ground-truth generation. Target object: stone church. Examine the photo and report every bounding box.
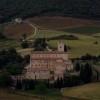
[24,41,73,81]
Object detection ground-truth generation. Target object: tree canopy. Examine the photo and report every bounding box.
[33,38,47,51]
[0,0,100,23]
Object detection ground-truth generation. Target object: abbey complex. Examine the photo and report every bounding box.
[24,41,73,81]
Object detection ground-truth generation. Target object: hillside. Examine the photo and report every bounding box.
[3,17,100,39]
[3,23,34,39]
[62,83,100,100]
[0,0,100,23]
[1,17,100,58]
[28,17,100,30]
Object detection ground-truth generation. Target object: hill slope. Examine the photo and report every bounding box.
[62,83,100,100]
[28,17,100,30]
[3,17,100,39]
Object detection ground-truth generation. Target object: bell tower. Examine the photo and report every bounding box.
[58,41,64,52]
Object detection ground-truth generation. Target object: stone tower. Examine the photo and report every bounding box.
[58,41,65,52]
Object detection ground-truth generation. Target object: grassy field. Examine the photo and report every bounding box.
[3,23,34,39]
[0,83,100,100]
[0,39,21,50]
[1,28,100,58]
[0,89,40,100]
[63,26,100,34]
[0,89,67,100]
[62,82,100,100]
[29,29,100,58]
[1,17,100,58]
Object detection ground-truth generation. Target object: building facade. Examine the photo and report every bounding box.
[24,41,73,81]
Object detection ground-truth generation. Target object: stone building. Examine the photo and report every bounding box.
[24,41,73,81]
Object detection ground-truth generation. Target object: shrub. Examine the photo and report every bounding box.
[0,72,11,87]
[34,82,48,95]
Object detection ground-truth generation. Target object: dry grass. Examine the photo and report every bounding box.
[3,17,100,40]
[0,89,40,100]
[1,17,100,58]
[28,16,100,30]
[3,23,34,39]
[62,83,100,100]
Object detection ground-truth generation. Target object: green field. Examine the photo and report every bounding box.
[0,39,21,50]
[0,89,64,100]
[1,23,100,58]
[63,26,100,34]
[29,29,100,58]
[62,83,100,100]
[1,28,100,58]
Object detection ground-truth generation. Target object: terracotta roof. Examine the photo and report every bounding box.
[31,51,68,54]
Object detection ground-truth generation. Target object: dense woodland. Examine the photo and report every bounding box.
[0,0,100,23]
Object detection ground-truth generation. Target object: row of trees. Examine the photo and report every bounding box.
[14,62,93,91]
[0,0,100,22]
[54,62,93,87]
[72,54,100,64]
[21,37,48,51]
[79,54,100,61]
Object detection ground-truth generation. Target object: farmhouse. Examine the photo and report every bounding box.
[24,41,73,81]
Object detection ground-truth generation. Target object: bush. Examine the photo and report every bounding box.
[34,82,48,95]
[33,38,47,51]
[0,72,11,87]
[80,63,93,83]
[63,75,81,87]
[21,41,29,48]
[21,80,35,90]
[6,63,24,75]
[47,35,79,40]
[75,62,81,71]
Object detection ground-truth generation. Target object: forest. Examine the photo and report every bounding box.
[0,0,100,23]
